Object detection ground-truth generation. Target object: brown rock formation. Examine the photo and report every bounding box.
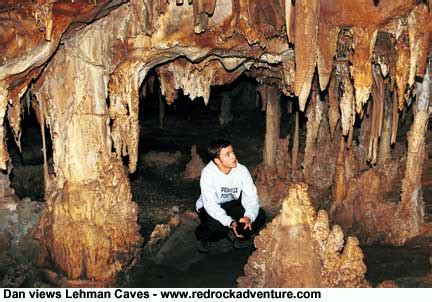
[184,145,205,181]
[238,183,367,288]
[0,0,430,282]
[332,65,430,245]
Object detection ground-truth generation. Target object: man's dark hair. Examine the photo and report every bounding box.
[208,139,232,162]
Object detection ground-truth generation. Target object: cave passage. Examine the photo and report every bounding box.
[2,0,432,288]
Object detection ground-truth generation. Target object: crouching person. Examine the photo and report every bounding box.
[195,139,266,253]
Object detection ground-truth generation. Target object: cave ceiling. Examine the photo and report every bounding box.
[0,0,430,170]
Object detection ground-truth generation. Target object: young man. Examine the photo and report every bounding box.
[195,139,266,253]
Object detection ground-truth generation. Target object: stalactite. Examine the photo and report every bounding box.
[294,0,319,111]
[236,0,266,47]
[339,63,354,136]
[291,111,299,169]
[328,71,340,139]
[193,0,217,33]
[37,97,49,191]
[395,31,410,110]
[285,0,295,43]
[317,24,340,91]
[351,26,377,114]
[109,64,141,173]
[7,94,22,152]
[259,84,281,169]
[303,82,324,180]
[0,83,8,170]
[368,65,384,165]
[157,59,244,106]
[378,81,392,164]
[391,88,399,145]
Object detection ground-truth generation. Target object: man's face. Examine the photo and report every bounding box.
[215,145,237,170]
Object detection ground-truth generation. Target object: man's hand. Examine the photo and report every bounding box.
[239,216,252,231]
[230,221,244,238]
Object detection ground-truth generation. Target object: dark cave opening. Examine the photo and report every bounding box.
[7,96,52,202]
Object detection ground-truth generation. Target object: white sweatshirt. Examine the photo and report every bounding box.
[196,161,260,227]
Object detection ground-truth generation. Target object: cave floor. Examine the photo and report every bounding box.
[7,102,432,288]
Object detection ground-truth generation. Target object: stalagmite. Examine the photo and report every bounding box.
[159,89,165,129]
[259,84,281,170]
[238,183,367,288]
[294,0,319,111]
[351,26,377,113]
[184,145,205,181]
[397,64,430,244]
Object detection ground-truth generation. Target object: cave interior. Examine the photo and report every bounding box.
[0,0,432,288]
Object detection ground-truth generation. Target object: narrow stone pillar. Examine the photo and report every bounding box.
[259,84,281,169]
[396,64,430,243]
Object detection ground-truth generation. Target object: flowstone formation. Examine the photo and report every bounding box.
[238,183,368,288]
